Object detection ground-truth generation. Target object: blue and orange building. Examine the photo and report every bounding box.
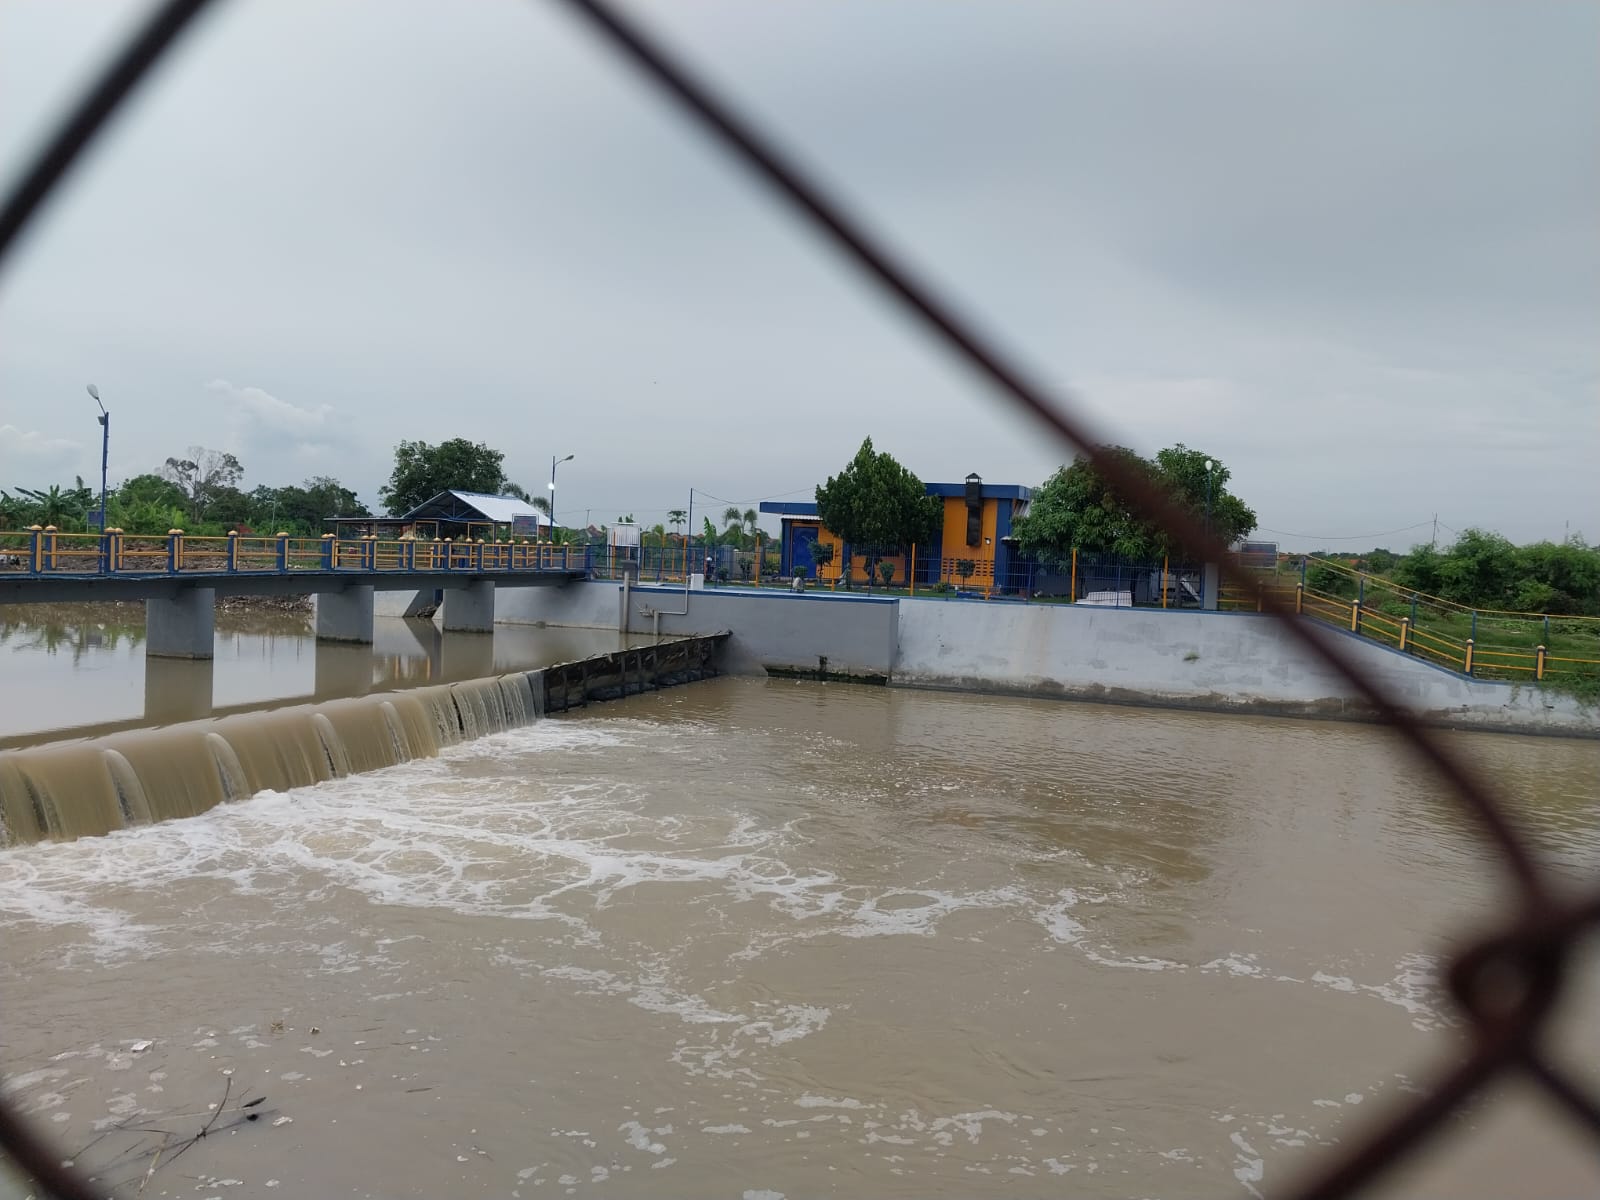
[760,474,1031,591]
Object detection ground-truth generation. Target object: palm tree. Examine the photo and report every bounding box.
[18,485,73,528]
[720,506,745,551]
[667,508,686,534]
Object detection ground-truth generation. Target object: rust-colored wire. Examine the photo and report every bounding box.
[0,0,1596,1196]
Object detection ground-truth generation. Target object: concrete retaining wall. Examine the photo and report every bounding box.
[373,589,439,619]
[490,580,1597,737]
[497,581,899,680]
[893,599,1598,737]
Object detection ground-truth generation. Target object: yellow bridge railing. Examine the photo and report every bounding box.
[1221,558,1600,685]
[0,527,586,580]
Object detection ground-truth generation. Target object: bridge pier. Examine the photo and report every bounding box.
[315,585,375,643]
[146,588,216,659]
[442,580,495,633]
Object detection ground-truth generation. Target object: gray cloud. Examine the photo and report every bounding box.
[1,0,1595,546]
[0,423,84,483]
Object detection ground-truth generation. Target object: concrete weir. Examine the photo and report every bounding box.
[0,632,730,848]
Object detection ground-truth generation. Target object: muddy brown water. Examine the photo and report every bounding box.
[2,670,1598,1198]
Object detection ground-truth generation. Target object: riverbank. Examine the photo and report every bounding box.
[0,594,310,625]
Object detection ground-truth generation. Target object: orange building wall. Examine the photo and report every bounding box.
[937,497,1000,578]
[805,522,909,586]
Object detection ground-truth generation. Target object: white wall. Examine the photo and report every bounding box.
[893,599,1598,736]
[487,580,1598,736]
[497,581,899,678]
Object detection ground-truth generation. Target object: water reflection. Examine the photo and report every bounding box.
[0,602,146,661]
[0,602,632,746]
[144,657,215,725]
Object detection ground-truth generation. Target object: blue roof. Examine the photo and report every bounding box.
[760,481,1030,517]
[759,501,820,517]
[925,481,1032,500]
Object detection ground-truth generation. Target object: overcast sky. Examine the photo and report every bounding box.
[2,0,1595,549]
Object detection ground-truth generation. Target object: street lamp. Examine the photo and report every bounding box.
[87,384,108,531]
[1202,458,1215,539]
[548,453,573,538]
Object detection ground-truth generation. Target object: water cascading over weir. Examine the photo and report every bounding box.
[0,634,725,847]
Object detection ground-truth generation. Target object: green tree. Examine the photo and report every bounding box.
[118,473,187,512]
[667,508,687,535]
[13,485,79,529]
[1012,444,1256,567]
[1435,528,1518,607]
[162,447,244,523]
[809,539,835,579]
[303,476,369,521]
[1010,446,1161,566]
[1361,548,1400,575]
[1392,543,1446,596]
[813,437,940,583]
[1150,445,1256,557]
[205,486,256,531]
[379,438,511,515]
[1515,537,1600,614]
[111,474,188,533]
[0,490,28,528]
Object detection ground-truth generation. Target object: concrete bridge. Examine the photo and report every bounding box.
[0,528,586,658]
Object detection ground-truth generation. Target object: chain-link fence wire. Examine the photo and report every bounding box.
[1,1,1596,1196]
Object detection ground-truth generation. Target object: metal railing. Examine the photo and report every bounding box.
[0,3,1596,1200]
[1221,558,1600,687]
[0,526,586,579]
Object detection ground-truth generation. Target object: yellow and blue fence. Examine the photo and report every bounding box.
[0,526,586,579]
[1221,556,1600,685]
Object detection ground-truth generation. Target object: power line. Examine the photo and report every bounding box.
[1255,521,1435,543]
[690,484,814,508]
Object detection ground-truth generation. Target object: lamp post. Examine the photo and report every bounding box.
[87,384,108,531]
[1202,458,1215,540]
[548,453,573,539]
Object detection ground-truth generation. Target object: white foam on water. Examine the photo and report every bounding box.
[738,1004,829,1046]
[617,1120,669,1155]
[1202,953,1268,977]
[543,964,739,1026]
[1230,1129,1265,1198]
[1038,889,1182,970]
[795,1094,864,1110]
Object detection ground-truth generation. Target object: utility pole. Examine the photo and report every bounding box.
[1431,513,1437,549]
